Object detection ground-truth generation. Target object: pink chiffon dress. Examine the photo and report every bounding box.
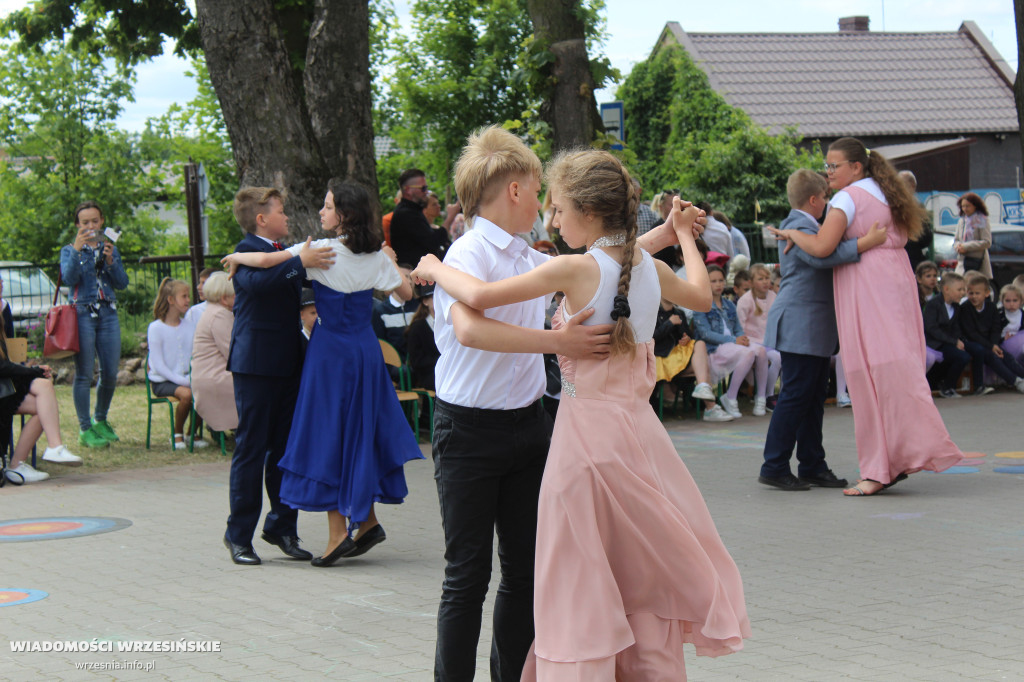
[521,248,750,681]
[832,183,963,483]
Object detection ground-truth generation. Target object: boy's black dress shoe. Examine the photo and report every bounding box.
[799,469,848,488]
[345,525,386,558]
[758,474,811,491]
[311,537,358,567]
[261,532,313,560]
[224,536,261,565]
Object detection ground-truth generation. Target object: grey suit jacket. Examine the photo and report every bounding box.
[764,209,861,357]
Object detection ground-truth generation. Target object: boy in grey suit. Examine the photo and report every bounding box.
[759,170,885,490]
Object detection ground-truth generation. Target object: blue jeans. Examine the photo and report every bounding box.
[73,304,121,432]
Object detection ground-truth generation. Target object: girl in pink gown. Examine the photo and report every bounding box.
[771,137,963,496]
[413,150,749,679]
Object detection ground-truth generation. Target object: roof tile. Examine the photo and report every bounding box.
[675,30,1017,136]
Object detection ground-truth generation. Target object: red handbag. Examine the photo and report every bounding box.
[42,275,79,359]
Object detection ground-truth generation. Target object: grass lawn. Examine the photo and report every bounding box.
[12,383,231,480]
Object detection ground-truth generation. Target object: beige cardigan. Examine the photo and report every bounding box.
[190,302,238,431]
[953,216,993,278]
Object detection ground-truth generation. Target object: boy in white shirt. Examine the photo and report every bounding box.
[429,126,697,681]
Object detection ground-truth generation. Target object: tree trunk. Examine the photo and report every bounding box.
[526,0,601,151]
[304,0,379,214]
[195,0,330,240]
[1015,0,1024,171]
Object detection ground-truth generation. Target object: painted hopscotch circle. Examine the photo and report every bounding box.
[935,466,980,474]
[0,517,132,543]
[0,589,48,607]
[994,451,1024,459]
[994,466,1024,474]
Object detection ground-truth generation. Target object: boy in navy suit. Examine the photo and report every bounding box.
[760,170,883,491]
[223,187,334,565]
[923,273,971,399]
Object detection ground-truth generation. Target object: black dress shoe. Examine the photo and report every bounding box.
[758,473,811,491]
[345,524,386,559]
[311,537,357,567]
[799,469,849,488]
[261,532,313,560]
[224,536,261,565]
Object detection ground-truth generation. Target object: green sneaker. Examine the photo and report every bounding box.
[78,427,110,449]
[91,419,119,442]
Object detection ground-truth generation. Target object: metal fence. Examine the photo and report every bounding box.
[4,231,777,357]
[736,224,779,266]
[1,256,226,356]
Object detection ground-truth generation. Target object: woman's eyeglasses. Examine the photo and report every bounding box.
[823,161,852,173]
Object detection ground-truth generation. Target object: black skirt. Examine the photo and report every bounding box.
[0,373,35,420]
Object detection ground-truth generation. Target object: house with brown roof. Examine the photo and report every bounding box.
[655,17,1020,192]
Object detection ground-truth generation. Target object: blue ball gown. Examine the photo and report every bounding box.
[278,282,424,529]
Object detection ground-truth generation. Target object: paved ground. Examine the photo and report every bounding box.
[3,391,1024,681]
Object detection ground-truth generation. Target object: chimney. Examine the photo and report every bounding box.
[838,16,870,32]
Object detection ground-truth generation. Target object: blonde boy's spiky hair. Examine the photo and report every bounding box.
[454,126,541,221]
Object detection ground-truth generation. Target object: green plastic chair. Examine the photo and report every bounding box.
[144,353,197,452]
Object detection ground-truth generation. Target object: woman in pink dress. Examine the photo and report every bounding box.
[414,150,749,679]
[771,137,963,496]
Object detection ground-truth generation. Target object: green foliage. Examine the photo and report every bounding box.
[617,44,822,224]
[383,0,536,201]
[142,58,241,254]
[0,0,199,64]
[0,41,169,263]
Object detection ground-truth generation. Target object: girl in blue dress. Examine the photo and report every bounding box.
[222,180,422,566]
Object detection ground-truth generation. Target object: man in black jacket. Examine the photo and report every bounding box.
[390,168,449,266]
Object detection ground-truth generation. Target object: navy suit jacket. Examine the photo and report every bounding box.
[923,295,962,349]
[765,209,860,357]
[227,233,306,377]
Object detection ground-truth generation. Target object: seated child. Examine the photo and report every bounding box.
[999,284,1023,364]
[914,260,944,372]
[831,354,851,407]
[300,287,317,341]
[653,298,734,422]
[185,267,218,326]
[692,264,768,418]
[923,273,971,398]
[371,265,417,356]
[728,269,751,301]
[736,263,782,412]
[915,260,938,309]
[147,277,208,449]
[769,268,781,294]
[405,283,439,391]
[959,273,1024,394]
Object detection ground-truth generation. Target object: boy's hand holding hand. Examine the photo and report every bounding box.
[557,308,612,359]
[993,344,1004,358]
[860,221,887,251]
[411,254,441,285]
[766,225,795,254]
[670,199,702,242]
[299,237,335,270]
[736,335,750,346]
